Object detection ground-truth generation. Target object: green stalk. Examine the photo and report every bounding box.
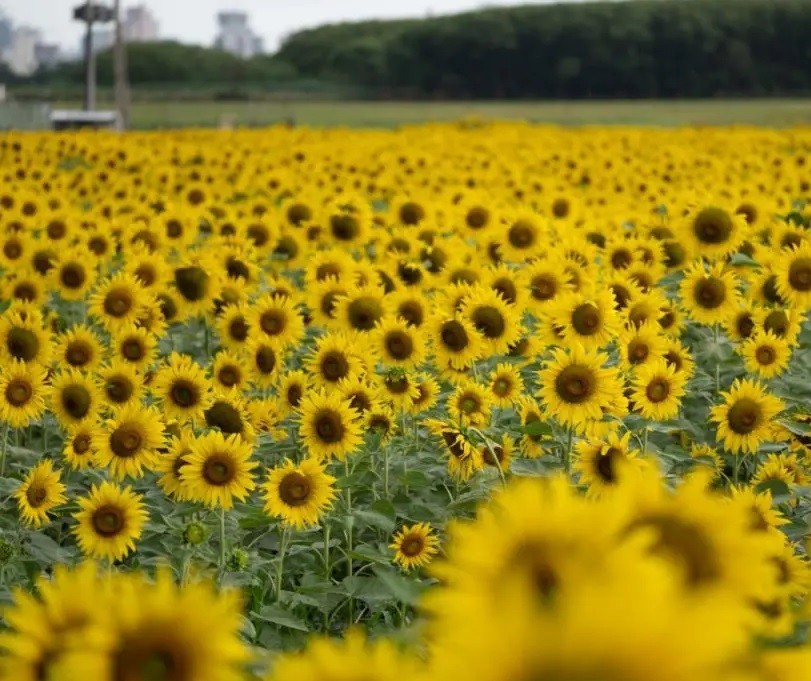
[275,526,289,601]
[564,427,574,475]
[0,423,10,478]
[218,507,226,583]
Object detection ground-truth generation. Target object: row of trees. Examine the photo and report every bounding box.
[276,0,811,98]
[26,0,811,99]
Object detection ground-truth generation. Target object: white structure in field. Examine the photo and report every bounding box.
[124,4,159,43]
[5,26,41,76]
[215,12,263,58]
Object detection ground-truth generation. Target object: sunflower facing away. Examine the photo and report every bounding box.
[264,457,337,529]
[391,522,441,570]
[73,481,147,561]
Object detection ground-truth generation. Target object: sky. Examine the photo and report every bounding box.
[0,0,539,54]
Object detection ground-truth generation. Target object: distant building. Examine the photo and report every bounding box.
[124,4,159,43]
[5,26,41,76]
[215,12,263,59]
[0,12,12,53]
[34,43,60,70]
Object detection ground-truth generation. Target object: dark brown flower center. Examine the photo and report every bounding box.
[727,397,762,434]
[105,376,133,404]
[110,424,143,458]
[736,203,757,225]
[255,346,277,375]
[278,471,311,507]
[627,339,649,364]
[595,447,621,483]
[287,202,312,226]
[441,430,467,459]
[65,341,92,367]
[205,401,243,435]
[260,310,285,336]
[61,385,91,419]
[570,303,601,336]
[170,380,200,408]
[399,202,424,226]
[74,433,91,454]
[531,274,557,301]
[104,289,134,318]
[158,294,178,322]
[60,264,86,290]
[92,505,125,537]
[174,266,209,302]
[5,378,32,407]
[508,220,536,249]
[347,297,383,331]
[465,206,489,229]
[3,240,22,259]
[693,276,726,309]
[440,320,469,352]
[664,240,687,268]
[397,301,423,327]
[12,282,36,302]
[761,275,783,305]
[286,383,303,408]
[554,365,596,404]
[645,378,670,403]
[217,365,240,388]
[26,484,47,507]
[736,314,755,339]
[203,453,235,486]
[693,207,733,245]
[493,377,512,397]
[330,214,360,241]
[472,306,505,339]
[385,331,413,360]
[400,535,424,557]
[611,249,632,269]
[7,327,40,362]
[247,223,270,247]
[321,351,349,382]
[764,310,789,337]
[225,257,249,281]
[551,198,570,219]
[314,409,345,444]
[788,257,811,292]
[755,345,776,365]
[121,339,145,361]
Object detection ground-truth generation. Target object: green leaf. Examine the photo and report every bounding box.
[521,421,552,437]
[255,605,309,632]
[754,479,791,499]
[728,253,760,267]
[371,566,424,605]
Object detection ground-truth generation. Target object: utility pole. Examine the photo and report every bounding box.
[72,2,115,112]
[113,0,131,129]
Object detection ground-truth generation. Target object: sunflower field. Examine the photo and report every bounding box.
[1,123,811,680]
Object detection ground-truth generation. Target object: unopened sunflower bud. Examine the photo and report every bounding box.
[183,521,208,546]
[226,548,249,572]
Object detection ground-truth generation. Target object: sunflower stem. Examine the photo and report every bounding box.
[323,522,331,578]
[344,459,354,623]
[564,427,574,475]
[733,454,742,486]
[275,526,288,601]
[218,507,226,583]
[0,423,9,478]
[383,445,390,498]
[642,425,649,454]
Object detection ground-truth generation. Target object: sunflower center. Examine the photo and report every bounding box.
[314,409,345,444]
[610,284,631,309]
[348,391,371,413]
[531,274,556,301]
[459,394,480,414]
[554,365,596,404]
[5,378,32,407]
[472,306,505,339]
[227,317,248,342]
[73,433,91,454]
[693,277,726,309]
[288,202,312,226]
[226,258,249,281]
[174,266,209,302]
[755,346,776,365]
[106,376,133,404]
[645,378,670,403]
[170,380,199,408]
[7,327,39,361]
[247,223,270,247]
[736,314,755,339]
[664,240,687,269]
[92,505,125,537]
[385,331,413,360]
[110,424,143,458]
[400,535,424,557]
[60,263,86,289]
[764,310,788,337]
[321,351,349,382]
[508,220,536,249]
[255,346,277,375]
[62,385,91,419]
[260,310,285,335]
[205,402,243,435]
[13,282,36,301]
[610,249,632,269]
[278,471,312,507]
[693,207,733,245]
[570,303,601,335]
[440,320,469,352]
[482,443,505,466]
[330,214,360,241]
[287,384,303,408]
[26,484,47,507]
[3,240,21,259]
[595,447,621,482]
[762,275,783,304]
[217,366,240,388]
[788,257,811,292]
[512,540,559,598]
[736,203,757,225]
[634,514,720,587]
[65,341,91,367]
[320,291,341,318]
[158,294,178,322]
[627,339,649,364]
[441,430,468,459]
[727,397,762,435]
[398,201,423,225]
[122,339,145,361]
[166,219,183,238]
[493,378,512,397]
[664,350,682,372]
[203,453,235,486]
[347,297,383,331]
[104,289,134,317]
[466,206,489,229]
[397,301,423,327]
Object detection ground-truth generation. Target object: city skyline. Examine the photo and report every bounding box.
[0,0,537,54]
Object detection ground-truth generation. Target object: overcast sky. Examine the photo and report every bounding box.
[0,1,543,54]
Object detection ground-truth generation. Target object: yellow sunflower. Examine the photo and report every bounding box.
[298,389,363,461]
[430,313,484,370]
[15,459,66,527]
[741,331,792,379]
[306,332,366,390]
[0,308,52,366]
[210,350,250,392]
[73,481,147,561]
[391,522,441,570]
[49,369,101,428]
[54,325,104,372]
[710,379,785,454]
[154,431,195,500]
[372,316,426,369]
[88,272,149,332]
[460,286,522,355]
[631,359,687,421]
[62,423,96,470]
[264,457,337,529]
[549,289,620,351]
[680,261,739,325]
[0,360,47,428]
[248,292,305,349]
[775,240,811,310]
[151,352,212,424]
[92,403,165,480]
[97,360,144,410]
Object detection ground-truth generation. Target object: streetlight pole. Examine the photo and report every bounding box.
[82,10,95,111]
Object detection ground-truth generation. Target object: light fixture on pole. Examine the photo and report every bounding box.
[72,2,115,112]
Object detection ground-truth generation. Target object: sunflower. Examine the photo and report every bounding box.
[245,336,283,389]
[741,331,792,379]
[264,457,337,529]
[537,344,622,430]
[92,403,165,480]
[500,211,544,262]
[246,396,287,440]
[0,360,47,428]
[211,350,250,392]
[62,423,96,470]
[372,316,426,369]
[97,360,144,410]
[681,203,747,260]
[152,432,195,500]
[88,272,149,332]
[617,321,667,370]
[171,254,221,319]
[203,389,255,442]
[54,325,103,373]
[680,261,739,325]
[278,369,311,415]
[754,305,802,345]
[306,276,349,326]
[450,380,492,427]
[307,332,366,390]
[15,459,66,527]
[480,433,515,473]
[0,308,52,366]
[775,240,811,310]
[426,418,483,481]
[2,269,46,306]
[150,353,212,424]
[49,369,100,428]
[631,359,687,421]
[366,404,398,444]
[332,284,386,334]
[724,301,758,342]
[378,368,421,409]
[710,379,785,454]
[73,481,147,561]
[517,398,548,459]
[574,430,642,495]
[430,313,484,370]
[662,339,695,379]
[337,376,382,417]
[50,247,95,301]
[215,302,252,351]
[549,289,620,351]
[181,431,257,509]
[111,324,158,370]
[460,286,522,355]
[408,374,440,415]
[83,569,249,681]
[384,288,429,328]
[249,292,304,349]
[391,522,441,571]
[298,389,363,461]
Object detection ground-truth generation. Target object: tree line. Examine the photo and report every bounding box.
[27,0,811,99]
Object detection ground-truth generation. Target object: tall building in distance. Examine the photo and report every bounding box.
[0,11,13,55]
[6,26,41,76]
[123,4,159,43]
[215,12,263,59]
